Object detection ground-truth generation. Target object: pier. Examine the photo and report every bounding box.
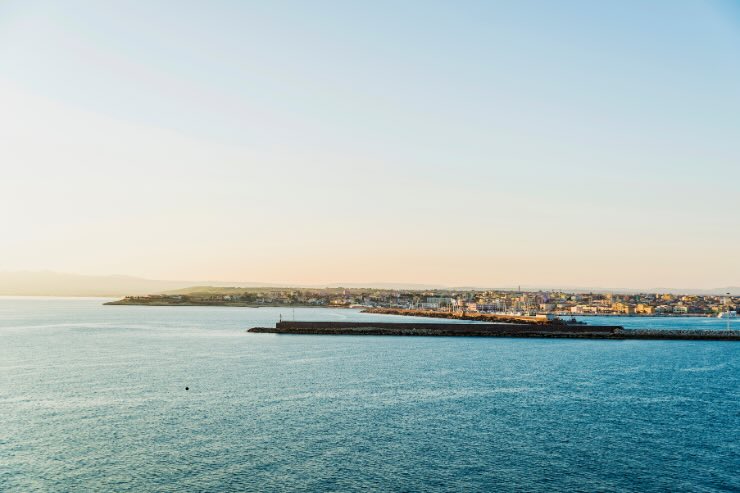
[248,321,740,340]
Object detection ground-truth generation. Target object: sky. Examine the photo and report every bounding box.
[1,0,739,289]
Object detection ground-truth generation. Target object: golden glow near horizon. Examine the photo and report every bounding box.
[1,2,739,289]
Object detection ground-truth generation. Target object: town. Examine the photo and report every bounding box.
[108,287,737,317]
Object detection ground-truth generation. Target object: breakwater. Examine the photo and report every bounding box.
[250,321,622,338]
[249,321,740,340]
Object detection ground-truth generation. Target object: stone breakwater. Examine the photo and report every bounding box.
[621,329,740,340]
[248,321,740,340]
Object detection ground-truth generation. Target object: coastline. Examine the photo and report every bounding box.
[103,300,729,318]
[361,307,555,324]
[362,307,725,320]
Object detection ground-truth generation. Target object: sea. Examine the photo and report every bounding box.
[1,297,738,492]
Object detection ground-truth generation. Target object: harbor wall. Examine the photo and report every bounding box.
[248,321,740,340]
[250,321,622,338]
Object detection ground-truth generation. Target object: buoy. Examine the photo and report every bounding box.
[185,387,189,391]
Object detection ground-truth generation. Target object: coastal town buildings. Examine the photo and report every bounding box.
[119,288,737,317]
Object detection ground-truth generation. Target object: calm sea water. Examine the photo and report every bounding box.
[1,298,738,492]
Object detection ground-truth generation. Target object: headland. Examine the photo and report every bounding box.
[104,286,738,319]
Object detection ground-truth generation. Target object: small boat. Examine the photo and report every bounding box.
[717,311,737,319]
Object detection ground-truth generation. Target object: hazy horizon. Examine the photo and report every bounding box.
[2,1,739,288]
[1,270,739,298]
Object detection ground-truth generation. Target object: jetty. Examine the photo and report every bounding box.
[248,321,740,340]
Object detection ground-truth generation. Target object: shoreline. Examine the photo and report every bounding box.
[103,301,729,318]
[361,307,726,320]
[362,307,559,324]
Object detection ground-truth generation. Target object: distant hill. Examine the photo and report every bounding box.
[0,271,275,297]
[0,271,737,297]
[0,272,449,296]
[162,283,447,295]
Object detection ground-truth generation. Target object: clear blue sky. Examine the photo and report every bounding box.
[1,1,739,288]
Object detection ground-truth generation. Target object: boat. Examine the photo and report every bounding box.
[717,311,737,319]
